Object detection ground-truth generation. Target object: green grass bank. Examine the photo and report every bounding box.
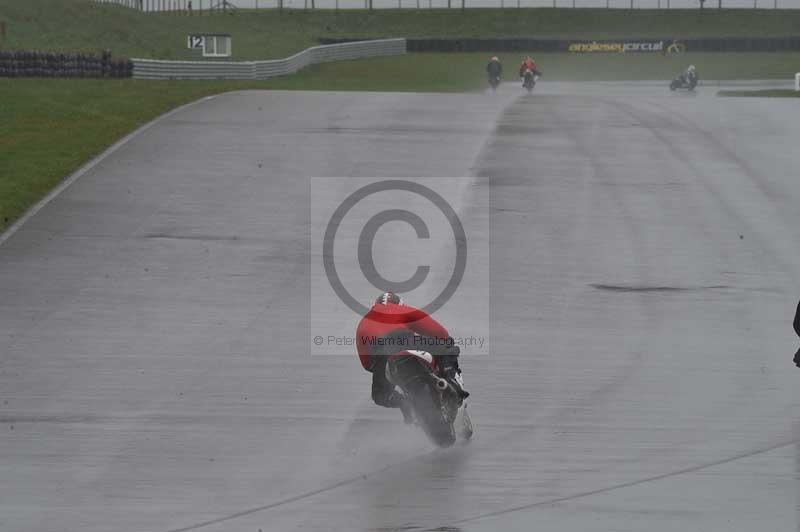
[2,0,800,59]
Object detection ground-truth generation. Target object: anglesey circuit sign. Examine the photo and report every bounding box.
[567,40,665,53]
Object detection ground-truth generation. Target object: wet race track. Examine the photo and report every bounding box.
[1,82,799,532]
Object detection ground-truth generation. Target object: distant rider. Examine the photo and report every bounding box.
[356,291,467,422]
[682,64,698,86]
[518,55,540,78]
[487,56,502,82]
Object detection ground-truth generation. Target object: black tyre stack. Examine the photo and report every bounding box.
[0,50,133,78]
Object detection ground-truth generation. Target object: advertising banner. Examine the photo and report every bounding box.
[566,40,665,53]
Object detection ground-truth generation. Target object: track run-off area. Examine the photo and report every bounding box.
[1,82,799,532]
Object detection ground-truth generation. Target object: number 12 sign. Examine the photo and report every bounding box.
[187,35,205,49]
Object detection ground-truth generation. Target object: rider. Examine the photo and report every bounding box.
[487,56,502,81]
[518,55,538,78]
[683,64,698,84]
[793,298,800,367]
[356,291,467,422]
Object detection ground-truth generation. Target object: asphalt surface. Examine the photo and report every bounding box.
[1,83,799,532]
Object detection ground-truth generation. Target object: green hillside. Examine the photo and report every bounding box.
[1,0,800,60]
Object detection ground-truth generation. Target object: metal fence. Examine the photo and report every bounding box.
[92,0,800,10]
[132,38,406,79]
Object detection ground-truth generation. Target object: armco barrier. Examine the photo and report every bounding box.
[133,39,406,80]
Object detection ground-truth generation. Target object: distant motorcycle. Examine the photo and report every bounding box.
[670,71,698,91]
[486,57,502,92]
[386,349,472,447]
[522,68,541,93]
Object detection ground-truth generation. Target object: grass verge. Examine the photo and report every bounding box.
[718,89,800,97]
[278,52,800,90]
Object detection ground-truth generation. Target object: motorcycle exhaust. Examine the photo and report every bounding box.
[435,377,449,391]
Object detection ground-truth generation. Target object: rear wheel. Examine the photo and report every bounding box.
[389,357,456,447]
[408,382,455,447]
[524,76,535,93]
[458,403,474,440]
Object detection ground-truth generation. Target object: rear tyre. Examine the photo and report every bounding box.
[407,381,456,447]
[459,404,474,440]
[389,356,456,447]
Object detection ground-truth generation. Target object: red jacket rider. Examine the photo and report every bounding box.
[518,56,537,77]
[356,291,465,421]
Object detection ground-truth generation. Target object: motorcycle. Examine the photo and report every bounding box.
[522,68,541,93]
[386,349,473,447]
[670,72,698,91]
